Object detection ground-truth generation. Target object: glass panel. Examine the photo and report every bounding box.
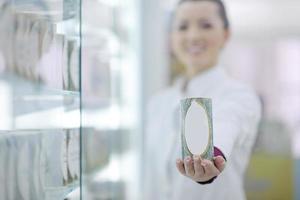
[0,0,81,130]
[81,0,142,199]
[0,0,81,199]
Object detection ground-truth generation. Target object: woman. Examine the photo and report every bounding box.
[144,0,261,199]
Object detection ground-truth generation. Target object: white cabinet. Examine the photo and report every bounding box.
[0,0,142,199]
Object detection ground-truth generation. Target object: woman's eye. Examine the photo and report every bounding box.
[200,22,213,29]
[178,23,188,31]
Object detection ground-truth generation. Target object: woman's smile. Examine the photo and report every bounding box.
[186,43,205,56]
[171,1,230,78]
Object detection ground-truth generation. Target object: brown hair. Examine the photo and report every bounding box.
[177,0,230,29]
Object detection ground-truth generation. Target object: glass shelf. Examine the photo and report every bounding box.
[1,0,142,199]
[82,104,137,131]
[0,0,81,199]
[11,0,78,21]
[0,73,80,131]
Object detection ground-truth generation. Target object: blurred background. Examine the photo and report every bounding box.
[0,0,300,199]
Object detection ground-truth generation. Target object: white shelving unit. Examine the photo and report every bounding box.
[0,0,81,199]
[1,0,143,199]
[81,0,142,199]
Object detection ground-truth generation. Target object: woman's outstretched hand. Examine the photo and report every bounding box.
[176,155,226,183]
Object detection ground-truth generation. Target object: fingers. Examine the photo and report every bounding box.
[184,156,195,176]
[201,159,220,177]
[193,155,204,177]
[214,156,226,172]
[176,159,186,175]
[176,156,224,182]
[176,157,196,177]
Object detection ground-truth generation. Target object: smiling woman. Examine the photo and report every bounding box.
[144,0,261,199]
[171,0,230,79]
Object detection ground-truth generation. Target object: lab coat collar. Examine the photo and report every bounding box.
[174,66,225,97]
[187,66,223,91]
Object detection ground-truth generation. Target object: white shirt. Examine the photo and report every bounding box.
[144,67,261,200]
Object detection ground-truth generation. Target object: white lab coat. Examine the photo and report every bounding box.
[144,66,261,200]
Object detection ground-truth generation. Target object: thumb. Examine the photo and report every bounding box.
[214,156,226,172]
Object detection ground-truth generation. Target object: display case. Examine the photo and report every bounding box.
[0,0,81,199]
[81,0,142,199]
[0,0,142,199]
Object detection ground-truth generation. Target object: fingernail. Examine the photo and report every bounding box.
[176,159,181,164]
[193,155,199,161]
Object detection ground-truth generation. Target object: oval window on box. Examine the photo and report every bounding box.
[184,100,210,155]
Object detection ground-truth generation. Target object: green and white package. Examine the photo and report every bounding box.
[180,98,214,160]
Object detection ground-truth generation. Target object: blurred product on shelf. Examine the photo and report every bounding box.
[0,129,80,200]
[0,1,80,92]
[82,128,110,175]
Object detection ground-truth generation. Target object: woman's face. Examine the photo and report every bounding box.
[171,1,229,78]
